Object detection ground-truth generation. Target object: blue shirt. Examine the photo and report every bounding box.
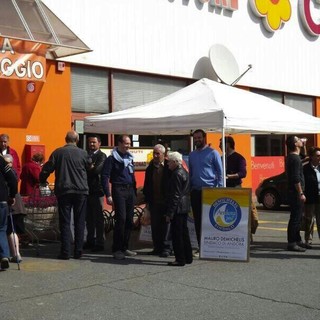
[189,146,223,190]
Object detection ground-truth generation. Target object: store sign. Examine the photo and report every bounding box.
[298,0,320,36]
[198,0,238,11]
[101,147,153,171]
[0,37,47,81]
[250,0,320,37]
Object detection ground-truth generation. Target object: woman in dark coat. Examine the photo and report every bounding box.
[166,152,192,266]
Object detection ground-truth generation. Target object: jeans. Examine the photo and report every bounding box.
[287,190,303,245]
[0,202,10,259]
[57,194,87,256]
[86,195,105,247]
[112,184,135,252]
[190,189,202,247]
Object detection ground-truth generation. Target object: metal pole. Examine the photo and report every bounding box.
[222,113,226,187]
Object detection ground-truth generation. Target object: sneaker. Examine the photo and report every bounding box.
[192,250,199,258]
[124,249,137,257]
[1,257,10,270]
[113,251,125,260]
[287,244,306,252]
[57,253,70,260]
[298,242,312,249]
[159,251,170,258]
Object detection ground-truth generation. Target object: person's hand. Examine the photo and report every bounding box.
[7,197,15,206]
[106,196,113,205]
[165,216,171,223]
[300,194,306,203]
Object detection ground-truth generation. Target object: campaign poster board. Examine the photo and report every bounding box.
[200,188,251,262]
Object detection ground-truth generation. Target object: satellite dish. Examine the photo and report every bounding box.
[209,44,240,86]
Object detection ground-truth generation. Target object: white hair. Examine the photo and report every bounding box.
[167,151,182,164]
[153,144,165,154]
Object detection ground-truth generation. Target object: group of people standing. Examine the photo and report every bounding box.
[1,127,253,270]
[285,136,320,252]
[0,133,45,268]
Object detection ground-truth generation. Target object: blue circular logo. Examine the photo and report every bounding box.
[209,197,241,231]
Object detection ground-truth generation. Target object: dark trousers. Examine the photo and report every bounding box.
[112,185,135,252]
[149,203,171,253]
[57,194,87,256]
[171,214,193,264]
[287,191,303,244]
[86,195,104,247]
[190,189,202,247]
[0,202,10,259]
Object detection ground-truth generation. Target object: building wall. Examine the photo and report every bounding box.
[0,60,72,182]
[43,0,320,96]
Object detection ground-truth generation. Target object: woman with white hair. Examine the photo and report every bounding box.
[166,152,192,266]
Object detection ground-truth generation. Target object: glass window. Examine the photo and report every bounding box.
[71,66,109,113]
[113,72,187,111]
[284,94,314,115]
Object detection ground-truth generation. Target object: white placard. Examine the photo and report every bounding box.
[200,188,251,262]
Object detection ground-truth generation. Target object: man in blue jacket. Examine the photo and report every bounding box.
[101,135,137,260]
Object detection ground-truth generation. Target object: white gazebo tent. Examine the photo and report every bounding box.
[84,78,320,135]
[84,78,320,185]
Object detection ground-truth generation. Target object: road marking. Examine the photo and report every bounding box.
[17,260,75,272]
[258,226,287,231]
[259,220,287,225]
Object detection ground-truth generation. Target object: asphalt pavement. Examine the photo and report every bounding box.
[1,207,320,320]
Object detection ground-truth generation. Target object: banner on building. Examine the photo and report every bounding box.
[0,37,47,82]
[200,188,251,262]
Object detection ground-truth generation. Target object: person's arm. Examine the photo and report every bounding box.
[292,157,306,202]
[101,156,113,203]
[1,157,18,204]
[166,171,183,219]
[227,156,247,180]
[39,153,55,183]
[88,151,107,176]
[213,150,223,187]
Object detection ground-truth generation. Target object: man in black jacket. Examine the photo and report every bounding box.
[84,134,106,252]
[143,144,171,257]
[285,135,307,252]
[0,155,18,270]
[40,131,90,260]
[303,147,320,247]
